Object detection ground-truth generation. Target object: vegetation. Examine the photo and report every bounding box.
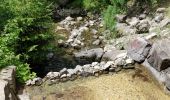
[0,0,53,83]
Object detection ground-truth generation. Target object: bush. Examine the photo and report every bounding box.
[0,0,54,83]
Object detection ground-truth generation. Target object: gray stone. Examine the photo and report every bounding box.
[154,13,164,23]
[46,72,60,79]
[60,68,68,75]
[136,19,150,33]
[0,80,10,100]
[74,48,104,64]
[102,61,114,70]
[139,14,146,20]
[160,18,170,28]
[74,65,83,75]
[91,29,98,35]
[32,77,43,86]
[115,14,126,23]
[145,32,157,40]
[91,62,99,67]
[147,39,170,71]
[77,17,83,21]
[102,49,126,61]
[0,66,16,94]
[156,8,166,13]
[127,37,152,63]
[92,39,101,46]
[128,17,139,27]
[65,16,74,21]
[114,53,127,66]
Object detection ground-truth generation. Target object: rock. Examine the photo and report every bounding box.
[79,26,89,32]
[156,8,166,13]
[32,77,43,86]
[128,17,139,27]
[102,49,126,61]
[92,39,101,46]
[103,44,116,52]
[91,62,99,67]
[56,26,65,31]
[60,68,68,75]
[164,68,170,90]
[74,48,104,64]
[77,17,83,21]
[46,72,60,79]
[114,53,127,66]
[26,80,32,86]
[65,16,74,21]
[0,80,10,100]
[0,66,16,93]
[103,61,114,70]
[154,13,164,23]
[139,14,146,20]
[136,19,150,33]
[91,29,98,35]
[60,74,68,82]
[145,32,157,40]
[123,58,135,69]
[93,35,98,39]
[127,37,152,63]
[160,18,170,28]
[74,65,83,75]
[147,39,170,71]
[115,14,126,23]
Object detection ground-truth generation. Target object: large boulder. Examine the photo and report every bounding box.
[102,49,126,61]
[0,80,10,100]
[74,48,104,65]
[147,39,170,71]
[127,37,152,63]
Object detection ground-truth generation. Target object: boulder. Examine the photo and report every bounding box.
[147,39,170,71]
[102,49,126,61]
[136,19,150,33]
[127,37,152,63]
[74,48,104,64]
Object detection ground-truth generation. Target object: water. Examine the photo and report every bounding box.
[23,64,170,100]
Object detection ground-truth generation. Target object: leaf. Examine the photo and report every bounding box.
[28,45,38,52]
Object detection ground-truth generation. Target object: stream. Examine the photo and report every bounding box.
[20,13,170,100]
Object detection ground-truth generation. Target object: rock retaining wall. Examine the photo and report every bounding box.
[0,66,18,100]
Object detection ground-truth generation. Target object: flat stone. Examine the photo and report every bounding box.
[147,39,170,71]
[127,37,152,63]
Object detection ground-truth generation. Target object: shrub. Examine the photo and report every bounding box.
[0,0,53,83]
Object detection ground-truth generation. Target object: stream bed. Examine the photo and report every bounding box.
[21,64,170,100]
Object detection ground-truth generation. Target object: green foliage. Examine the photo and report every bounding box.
[0,0,53,83]
[103,0,127,38]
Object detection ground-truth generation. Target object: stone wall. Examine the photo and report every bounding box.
[0,66,18,100]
